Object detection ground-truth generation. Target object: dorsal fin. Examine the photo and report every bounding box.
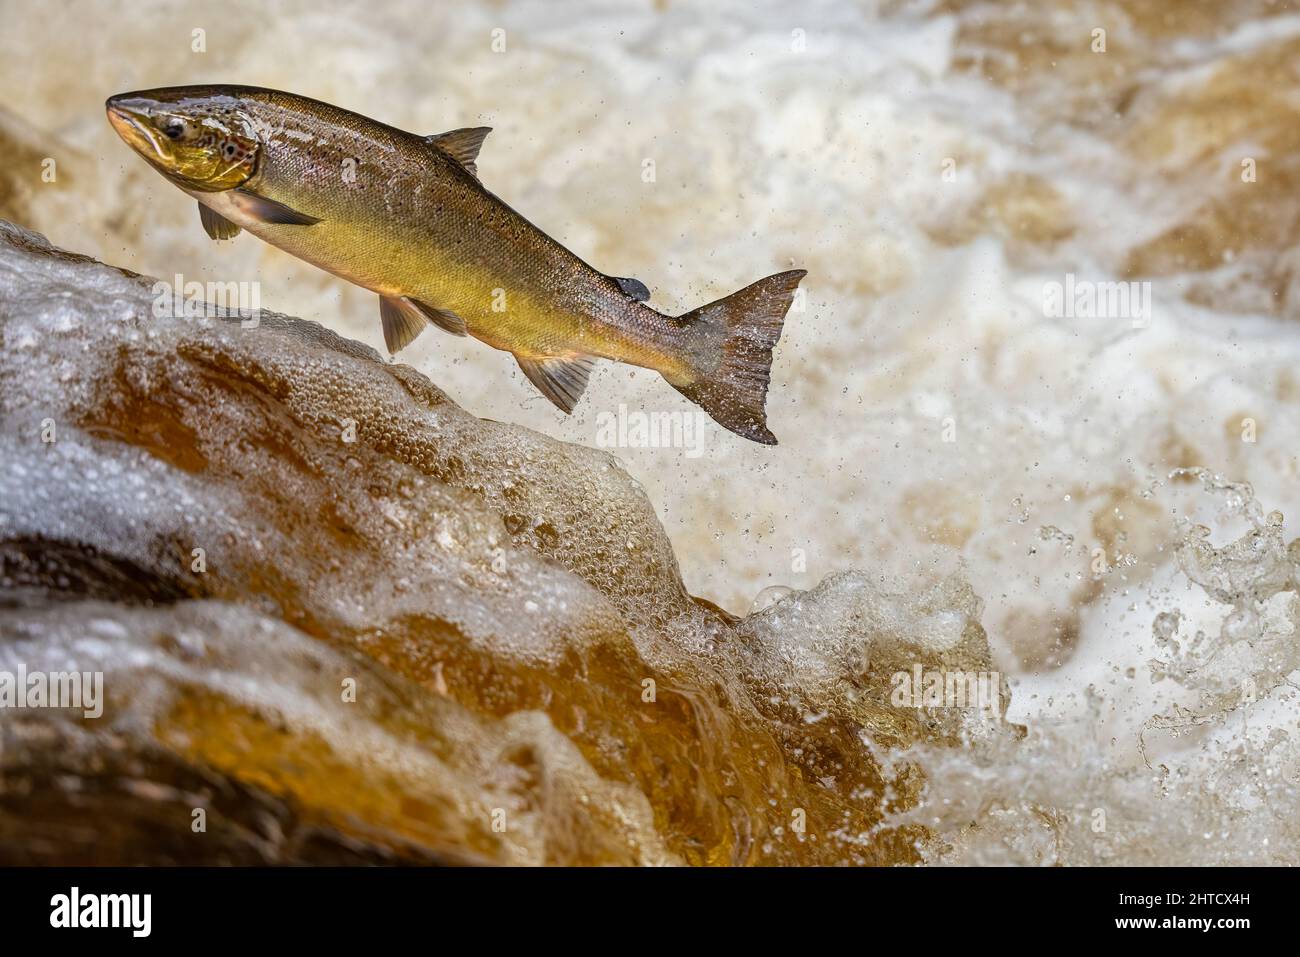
[425,127,492,177]
[515,354,595,413]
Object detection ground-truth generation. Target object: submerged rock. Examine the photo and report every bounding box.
[0,220,1003,864]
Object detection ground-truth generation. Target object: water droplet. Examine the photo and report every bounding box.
[749,585,794,615]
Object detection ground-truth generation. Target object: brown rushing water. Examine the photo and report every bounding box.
[0,223,1008,864]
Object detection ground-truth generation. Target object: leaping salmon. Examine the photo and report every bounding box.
[106,85,805,444]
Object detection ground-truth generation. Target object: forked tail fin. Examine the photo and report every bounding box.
[671,269,805,445]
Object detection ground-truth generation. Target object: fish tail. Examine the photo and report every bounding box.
[670,269,806,445]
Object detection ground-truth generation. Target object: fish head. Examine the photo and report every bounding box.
[107,87,260,192]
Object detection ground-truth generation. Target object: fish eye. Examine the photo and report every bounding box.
[161,117,187,140]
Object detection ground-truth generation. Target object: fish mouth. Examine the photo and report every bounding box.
[106,96,167,162]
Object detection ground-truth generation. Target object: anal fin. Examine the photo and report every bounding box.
[516,355,595,413]
[198,202,241,240]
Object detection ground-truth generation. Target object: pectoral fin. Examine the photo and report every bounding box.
[198,202,241,240]
[379,295,468,354]
[425,127,492,177]
[230,189,321,226]
[515,354,595,413]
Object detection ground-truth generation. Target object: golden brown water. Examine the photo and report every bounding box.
[0,223,1006,863]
